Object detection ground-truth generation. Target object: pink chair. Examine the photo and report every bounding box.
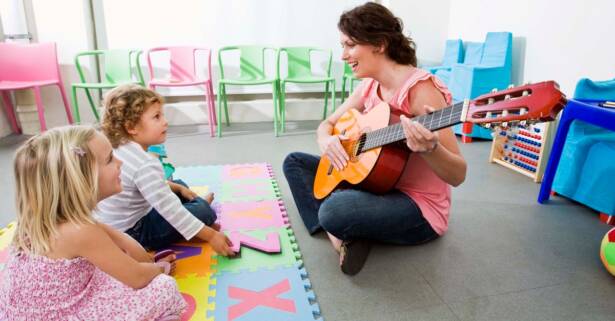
[146,46,217,137]
[0,42,74,133]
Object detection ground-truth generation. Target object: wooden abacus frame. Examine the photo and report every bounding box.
[489,121,556,183]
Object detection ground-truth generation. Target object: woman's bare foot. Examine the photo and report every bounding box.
[203,192,214,204]
[327,232,343,253]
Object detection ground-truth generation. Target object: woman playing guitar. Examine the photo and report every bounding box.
[283,2,467,275]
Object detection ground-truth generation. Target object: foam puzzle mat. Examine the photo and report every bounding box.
[0,163,322,321]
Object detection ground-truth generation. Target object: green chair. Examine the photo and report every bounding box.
[341,62,360,103]
[277,47,335,132]
[71,49,145,123]
[217,46,280,136]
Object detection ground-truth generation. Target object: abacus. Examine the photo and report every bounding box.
[489,121,556,182]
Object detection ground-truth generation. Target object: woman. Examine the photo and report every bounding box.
[283,2,467,275]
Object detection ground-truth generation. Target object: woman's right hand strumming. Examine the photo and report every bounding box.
[318,134,349,171]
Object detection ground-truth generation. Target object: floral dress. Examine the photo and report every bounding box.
[0,247,186,321]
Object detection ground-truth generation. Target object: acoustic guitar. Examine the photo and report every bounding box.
[313,81,567,199]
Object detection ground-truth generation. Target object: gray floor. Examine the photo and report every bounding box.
[1,122,614,321]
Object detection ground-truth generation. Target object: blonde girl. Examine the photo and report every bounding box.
[0,125,186,321]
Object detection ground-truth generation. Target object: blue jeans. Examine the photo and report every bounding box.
[126,180,216,250]
[283,152,439,245]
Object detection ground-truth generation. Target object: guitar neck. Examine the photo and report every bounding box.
[361,101,467,151]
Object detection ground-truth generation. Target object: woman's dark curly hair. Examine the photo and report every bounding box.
[338,2,417,66]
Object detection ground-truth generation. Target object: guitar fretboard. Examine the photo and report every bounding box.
[360,101,466,152]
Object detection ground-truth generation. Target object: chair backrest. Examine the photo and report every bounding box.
[279,47,332,79]
[0,42,61,82]
[574,78,615,101]
[147,46,212,82]
[463,42,483,65]
[219,46,277,81]
[344,62,353,76]
[75,49,144,85]
[104,49,142,84]
[480,32,512,67]
[442,39,463,66]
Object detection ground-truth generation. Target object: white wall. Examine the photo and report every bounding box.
[447,0,615,96]
[5,0,614,134]
[100,0,364,95]
[385,0,452,66]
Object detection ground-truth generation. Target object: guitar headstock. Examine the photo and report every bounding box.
[464,81,567,127]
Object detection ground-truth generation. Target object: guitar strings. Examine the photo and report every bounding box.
[362,102,465,151]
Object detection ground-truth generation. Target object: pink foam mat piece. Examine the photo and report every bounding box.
[216,200,289,231]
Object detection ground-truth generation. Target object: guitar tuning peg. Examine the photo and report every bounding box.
[508,84,514,89]
[505,94,512,100]
[522,90,529,96]
[491,88,498,93]
[485,123,492,129]
[525,81,532,85]
[488,98,495,104]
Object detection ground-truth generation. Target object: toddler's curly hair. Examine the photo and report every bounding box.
[101,84,164,147]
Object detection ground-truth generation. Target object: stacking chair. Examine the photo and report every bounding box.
[428,39,463,75]
[72,49,144,123]
[550,78,615,219]
[0,42,73,133]
[217,46,280,136]
[435,41,482,86]
[147,46,217,137]
[448,32,513,101]
[277,47,335,132]
[448,32,512,142]
[341,62,360,103]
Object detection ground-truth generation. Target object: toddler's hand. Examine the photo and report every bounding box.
[209,231,235,257]
[179,186,199,201]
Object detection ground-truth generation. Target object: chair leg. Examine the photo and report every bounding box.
[323,81,330,120]
[222,84,230,126]
[341,77,347,103]
[1,91,22,134]
[272,81,279,137]
[208,83,218,128]
[57,83,74,124]
[33,87,47,132]
[331,80,336,113]
[216,83,224,137]
[84,88,100,121]
[204,82,215,137]
[71,86,81,124]
[279,81,286,133]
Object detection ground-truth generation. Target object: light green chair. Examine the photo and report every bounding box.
[277,47,335,132]
[341,62,360,103]
[71,49,145,123]
[217,46,280,136]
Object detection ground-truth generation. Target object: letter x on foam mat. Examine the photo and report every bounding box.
[0,163,322,321]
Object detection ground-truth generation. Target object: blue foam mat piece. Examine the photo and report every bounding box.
[173,165,224,186]
[210,265,322,321]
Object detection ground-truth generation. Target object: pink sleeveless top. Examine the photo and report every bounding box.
[359,67,453,235]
